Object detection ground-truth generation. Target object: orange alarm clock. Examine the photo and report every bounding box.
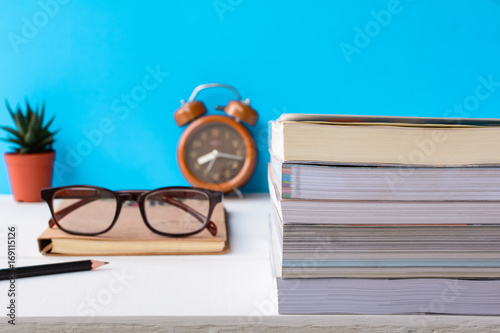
[174,83,258,194]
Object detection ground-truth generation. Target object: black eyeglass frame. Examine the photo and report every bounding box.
[41,185,223,238]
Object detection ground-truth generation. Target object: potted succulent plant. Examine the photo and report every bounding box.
[1,99,57,202]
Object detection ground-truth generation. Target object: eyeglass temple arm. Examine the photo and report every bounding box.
[48,197,99,229]
[160,195,217,236]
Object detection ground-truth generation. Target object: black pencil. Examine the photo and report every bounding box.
[0,260,108,280]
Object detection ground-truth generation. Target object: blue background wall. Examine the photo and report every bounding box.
[1,0,500,193]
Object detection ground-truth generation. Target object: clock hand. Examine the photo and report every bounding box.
[206,156,217,173]
[197,150,217,165]
[217,152,244,161]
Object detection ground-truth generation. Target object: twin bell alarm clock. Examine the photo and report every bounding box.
[174,83,258,193]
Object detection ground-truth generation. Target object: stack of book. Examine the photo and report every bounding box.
[268,113,500,315]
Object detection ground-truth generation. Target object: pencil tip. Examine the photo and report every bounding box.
[90,260,108,270]
[104,262,109,265]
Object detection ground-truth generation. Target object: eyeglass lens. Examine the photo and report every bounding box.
[53,187,117,234]
[144,189,210,235]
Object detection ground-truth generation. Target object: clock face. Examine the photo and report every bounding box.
[184,122,247,185]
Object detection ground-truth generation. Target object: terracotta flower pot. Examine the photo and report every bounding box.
[4,151,55,202]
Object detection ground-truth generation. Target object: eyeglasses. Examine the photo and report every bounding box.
[41,185,222,237]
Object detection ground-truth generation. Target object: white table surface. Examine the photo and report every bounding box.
[0,193,499,332]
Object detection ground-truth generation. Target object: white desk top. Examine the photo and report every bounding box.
[0,193,499,332]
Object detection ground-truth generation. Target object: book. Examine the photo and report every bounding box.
[270,203,500,279]
[271,155,500,201]
[276,277,500,315]
[37,202,229,256]
[270,114,500,166]
[269,173,500,225]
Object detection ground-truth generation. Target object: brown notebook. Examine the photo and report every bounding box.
[38,202,230,256]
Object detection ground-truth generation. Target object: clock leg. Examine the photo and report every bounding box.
[232,187,243,199]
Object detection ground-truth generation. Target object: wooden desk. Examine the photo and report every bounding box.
[0,194,498,332]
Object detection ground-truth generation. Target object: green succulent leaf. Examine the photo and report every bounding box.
[0,137,22,145]
[33,135,54,148]
[15,107,28,136]
[42,115,56,132]
[5,100,13,114]
[40,102,46,121]
[1,99,57,154]
[0,126,23,141]
[25,99,33,121]
[6,102,22,135]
